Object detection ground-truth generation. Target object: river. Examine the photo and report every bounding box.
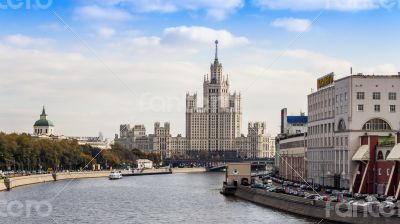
[0,172,321,224]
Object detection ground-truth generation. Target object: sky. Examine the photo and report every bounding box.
[1,0,400,138]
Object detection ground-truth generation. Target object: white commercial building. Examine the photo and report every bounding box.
[307,73,400,189]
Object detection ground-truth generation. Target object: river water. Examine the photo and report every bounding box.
[0,172,321,224]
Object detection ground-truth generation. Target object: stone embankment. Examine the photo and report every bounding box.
[234,186,400,224]
[171,167,206,173]
[0,171,109,191]
[0,167,207,191]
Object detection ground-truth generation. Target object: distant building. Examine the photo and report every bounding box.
[69,134,112,150]
[277,108,308,182]
[115,124,154,152]
[33,106,55,136]
[137,159,153,169]
[114,41,275,159]
[280,108,307,135]
[235,122,275,159]
[186,40,242,156]
[278,133,307,182]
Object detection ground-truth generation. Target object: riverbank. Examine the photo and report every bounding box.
[0,171,110,191]
[233,186,400,224]
[0,167,207,191]
[171,167,206,173]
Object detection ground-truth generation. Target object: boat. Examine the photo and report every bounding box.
[108,170,122,180]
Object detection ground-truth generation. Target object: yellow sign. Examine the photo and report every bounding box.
[317,73,334,89]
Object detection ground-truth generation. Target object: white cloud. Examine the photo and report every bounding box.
[130,36,161,46]
[98,27,116,38]
[253,0,379,11]
[284,49,353,73]
[4,34,53,48]
[162,26,249,47]
[271,18,311,32]
[85,0,244,20]
[74,5,133,21]
[38,23,67,32]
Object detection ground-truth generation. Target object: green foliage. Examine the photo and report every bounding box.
[0,133,161,171]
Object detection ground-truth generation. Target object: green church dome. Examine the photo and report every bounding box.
[34,119,54,127]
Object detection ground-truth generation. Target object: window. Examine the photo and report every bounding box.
[357,104,364,112]
[390,105,396,113]
[362,118,392,131]
[373,92,381,100]
[338,119,346,131]
[385,151,391,160]
[356,92,365,100]
[374,105,380,112]
[377,151,384,160]
[389,92,396,100]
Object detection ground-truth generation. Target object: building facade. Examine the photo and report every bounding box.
[307,73,400,189]
[33,106,55,136]
[186,40,242,156]
[235,122,275,159]
[115,41,275,159]
[277,108,308,182]
[115,124,154,152]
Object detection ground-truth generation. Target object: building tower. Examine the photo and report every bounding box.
[33,106,55,136]
[186,40,242,157]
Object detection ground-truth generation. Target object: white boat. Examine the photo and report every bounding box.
[109,170,123,180]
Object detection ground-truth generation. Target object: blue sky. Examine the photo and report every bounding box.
[1,0,400,138]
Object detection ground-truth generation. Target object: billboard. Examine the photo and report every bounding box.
[317,73,334,89]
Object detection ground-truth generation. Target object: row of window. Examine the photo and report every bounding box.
[357,104,396,113]
[357,92,397,100]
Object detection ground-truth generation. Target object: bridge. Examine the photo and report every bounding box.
[164,158,274,172]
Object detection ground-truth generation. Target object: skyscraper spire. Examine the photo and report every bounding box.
[214,40,219,62]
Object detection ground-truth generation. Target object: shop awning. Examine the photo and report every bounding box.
[386,144,400,161]
[352,145,370,161]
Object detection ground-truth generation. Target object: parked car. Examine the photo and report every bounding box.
[305,194,322,200]
[354,193,367,200]
[341,190,352,197]
[366,195,378,202]
[386,196,397,203]
[330,196,340,202]
[377,195,387,202]
[267,187,277,192]
[275,187,285,193]
[325,189,333,194]
[251,183,265,189]
[297,191,306,197]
